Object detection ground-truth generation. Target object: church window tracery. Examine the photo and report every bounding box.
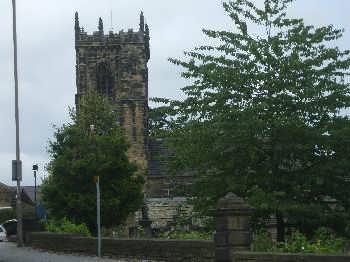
[96,62,114,98]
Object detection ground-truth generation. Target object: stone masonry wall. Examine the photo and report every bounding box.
[26,232,350,262]
[146,175,195,198]
[135,197,192,229]
[26,193,350,262]
[75,13,149,171]
[0,184,14,207]
[27,232,214,262]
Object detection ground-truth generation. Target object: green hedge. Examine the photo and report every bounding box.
[0,208,16,224]
[44,217,91,237]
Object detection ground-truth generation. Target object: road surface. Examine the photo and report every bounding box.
[0,242,150,262]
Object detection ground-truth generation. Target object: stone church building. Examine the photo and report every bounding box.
[74,12,193,230]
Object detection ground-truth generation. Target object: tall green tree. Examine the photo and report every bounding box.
[42,89,144,231]
[153,0,350,240]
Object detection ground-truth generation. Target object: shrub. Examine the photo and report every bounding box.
[0,208,16,224]
[277,232,312,253]
[253,229,350,254]
[252,230,274,252]
[44,217,91,237]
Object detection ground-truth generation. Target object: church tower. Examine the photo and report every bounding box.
[74,12,150,171]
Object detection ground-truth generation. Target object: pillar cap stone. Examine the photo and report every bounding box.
[216,192,254,214]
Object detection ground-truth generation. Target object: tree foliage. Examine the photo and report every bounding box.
[0,208,15,224]
[42,89,144,232]
[153,0,350,239]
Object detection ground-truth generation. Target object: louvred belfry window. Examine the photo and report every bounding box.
[96,62,114,98]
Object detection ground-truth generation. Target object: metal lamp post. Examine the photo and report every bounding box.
[93,175,101,257]
[32,164,38,204]
[11,0,23,247]
[90,124,101,257]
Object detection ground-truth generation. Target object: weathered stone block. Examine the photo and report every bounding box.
[214,231,251,247]
[215,193,255,262]
[215,247,233,262]
[216,216,251,231]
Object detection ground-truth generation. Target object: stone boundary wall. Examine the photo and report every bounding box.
[233,252,350,262]
[26,232,350,262]
[26,232,215,262]
[26,194,350,262]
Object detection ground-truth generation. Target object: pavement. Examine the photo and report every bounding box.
[0,242,150,262]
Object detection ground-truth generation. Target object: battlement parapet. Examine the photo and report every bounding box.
[76,29,145,46]
[75,11,149,47]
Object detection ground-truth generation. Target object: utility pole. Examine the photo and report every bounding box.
[11,0,23,247]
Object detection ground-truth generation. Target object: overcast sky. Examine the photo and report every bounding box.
[0,0,349,186]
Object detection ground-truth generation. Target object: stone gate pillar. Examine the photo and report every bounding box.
[215,192,254,262]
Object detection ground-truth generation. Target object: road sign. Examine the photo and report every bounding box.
[12,160,22,181]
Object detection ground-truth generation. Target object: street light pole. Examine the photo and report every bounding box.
[96,177,101,257]
[34,171,36,203]
[32,165,39,204]
[11,0,23,247]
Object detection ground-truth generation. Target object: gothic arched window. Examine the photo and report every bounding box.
[96,62,114,98]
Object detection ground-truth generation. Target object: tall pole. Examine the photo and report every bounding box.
[11,0,23,247]
[90,125,101,257]
[32,165,38,205]
[34,170,37,204]
[96,178,101,257]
